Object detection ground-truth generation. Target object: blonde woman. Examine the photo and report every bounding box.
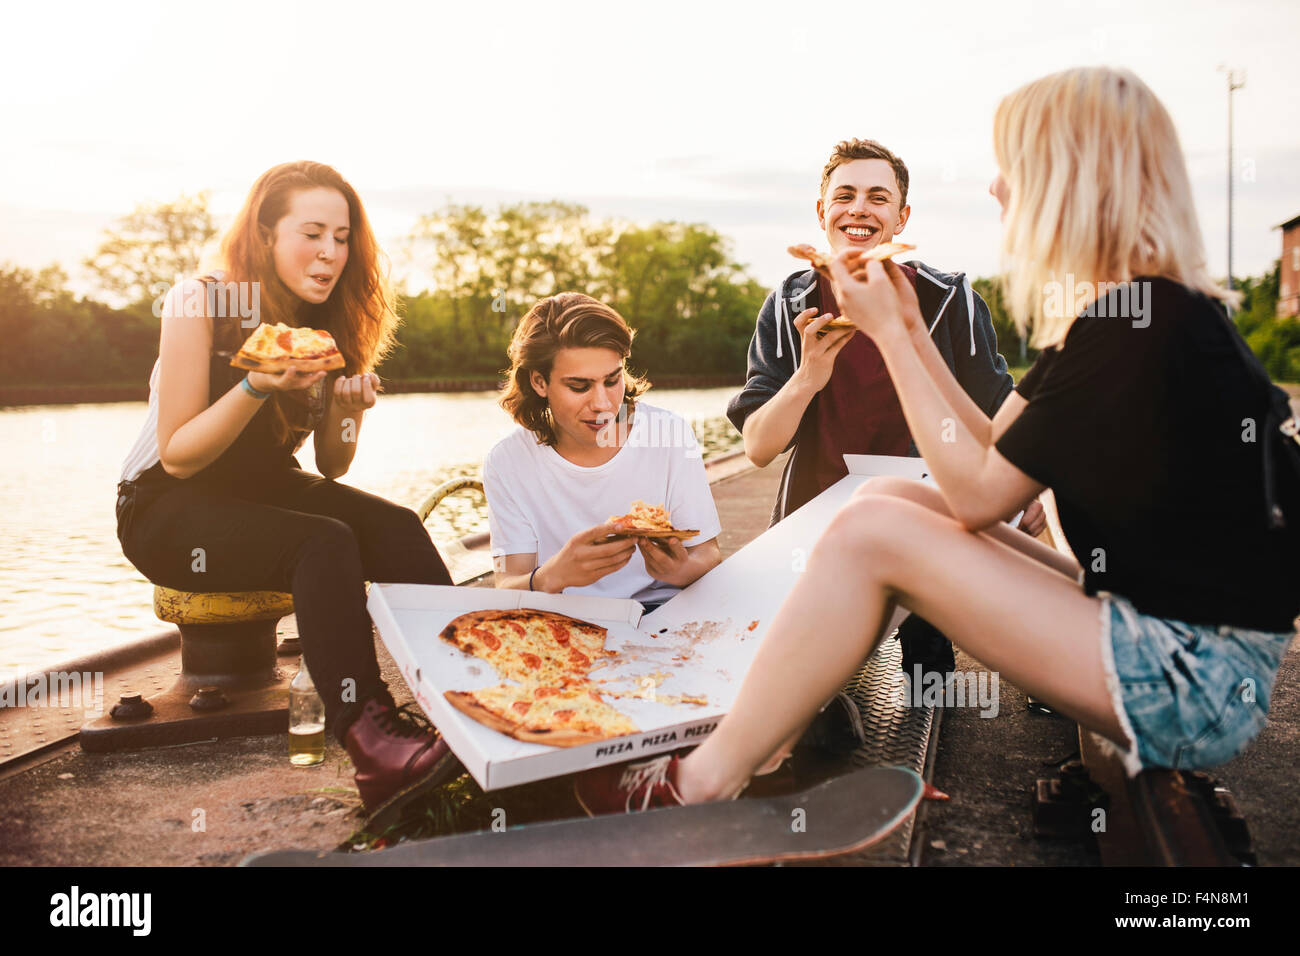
[576,67,1300,813]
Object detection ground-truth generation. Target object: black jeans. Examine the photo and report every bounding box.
[117,464,452,739]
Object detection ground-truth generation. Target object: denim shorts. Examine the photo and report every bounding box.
[1097,592,1295,776]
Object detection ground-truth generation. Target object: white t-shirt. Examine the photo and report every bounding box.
[483,403,722,605]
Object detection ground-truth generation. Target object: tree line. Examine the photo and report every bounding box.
[1,195,1296,392]
[385,200,768,378]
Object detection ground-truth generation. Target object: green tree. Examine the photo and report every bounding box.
[604,222,761,374]
[0,262,158,386]
[85,191,217,304]
[971,276,1031,368]
[399,203,766,379]
[1235,261,1300,383]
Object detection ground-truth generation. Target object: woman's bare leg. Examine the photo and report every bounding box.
[857,476,1081,579]
[674,491,1127,803]
[751,477,1077,775]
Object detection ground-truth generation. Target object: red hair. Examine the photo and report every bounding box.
[214,161,398,443]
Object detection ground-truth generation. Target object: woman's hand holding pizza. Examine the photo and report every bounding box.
[827,253,924,341]
[538,521,637,591]
[333,372,381,413]
[246,368,328,393]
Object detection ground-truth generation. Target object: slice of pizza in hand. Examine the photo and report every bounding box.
[607,500,699,542]
[230,322,346,373]
[787,242,917,332]
[787,241,916,271]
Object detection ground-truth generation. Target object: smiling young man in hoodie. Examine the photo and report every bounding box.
[727,138,1042,711]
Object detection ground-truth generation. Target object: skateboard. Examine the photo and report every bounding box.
[241,765,923,867]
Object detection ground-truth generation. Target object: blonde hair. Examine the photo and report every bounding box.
[993,67,1236,348]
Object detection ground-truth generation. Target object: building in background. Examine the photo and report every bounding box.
[1279,213,1300,318]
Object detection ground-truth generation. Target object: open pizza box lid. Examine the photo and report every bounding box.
[369,455,930,790]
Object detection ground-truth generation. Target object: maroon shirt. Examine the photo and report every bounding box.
[798,263,917,499]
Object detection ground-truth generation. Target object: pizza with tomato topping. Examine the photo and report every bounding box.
[230,322,346,373]
[608,500,699,541]
[439,609,611,686]
[445,682,639,746]
[440,608,641,746]
[787,240,915,273]
[785,242,916,332]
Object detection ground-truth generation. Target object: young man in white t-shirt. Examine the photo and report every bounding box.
[484,293,722,609]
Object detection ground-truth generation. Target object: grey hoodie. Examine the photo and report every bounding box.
[726,261,1015,524]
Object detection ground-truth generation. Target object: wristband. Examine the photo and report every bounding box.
[241,375,270,400]
[529,567,539,591]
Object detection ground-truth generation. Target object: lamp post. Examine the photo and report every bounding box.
[1219,66,1246,304]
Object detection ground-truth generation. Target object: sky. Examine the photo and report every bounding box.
[3,0,1298,297]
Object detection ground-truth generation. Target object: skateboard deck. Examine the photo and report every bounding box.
[241,765,923,867]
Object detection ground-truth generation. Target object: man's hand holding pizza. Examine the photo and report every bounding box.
[791,307,855,393]
[1017,499,1047,538]
[532,521,637,592]
[635,535,695,587]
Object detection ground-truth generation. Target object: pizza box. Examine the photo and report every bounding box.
[369,455,935,790]
[635,455,929,658]
[368,584,749,790]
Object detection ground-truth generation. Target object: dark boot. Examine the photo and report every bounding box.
[798,691,866,754]
[343,698,461,815]
[896,615,956,678]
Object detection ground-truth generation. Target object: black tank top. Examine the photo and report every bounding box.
[133,281,319,493]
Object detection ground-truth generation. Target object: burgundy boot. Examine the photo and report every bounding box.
[343,699,462,821]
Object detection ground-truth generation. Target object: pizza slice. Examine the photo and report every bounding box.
[787,240,916,272]
[607,500,699,541]
[787,246,859,330]
[230,322,346,373]
[786,242,917,333]
[439,609,613,685]
[444,682,639,747]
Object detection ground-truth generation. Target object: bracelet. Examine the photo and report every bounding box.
[240,375,270,400]
[529,567,539,591]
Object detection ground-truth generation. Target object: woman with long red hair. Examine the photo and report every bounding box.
[116,161,459,816]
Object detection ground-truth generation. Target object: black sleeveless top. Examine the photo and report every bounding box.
[132,281,324,494]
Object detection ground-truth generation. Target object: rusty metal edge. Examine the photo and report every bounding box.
[907,704,945,867]
[2,625,180,702]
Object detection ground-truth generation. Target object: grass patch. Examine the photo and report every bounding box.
[341,769,583,852]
